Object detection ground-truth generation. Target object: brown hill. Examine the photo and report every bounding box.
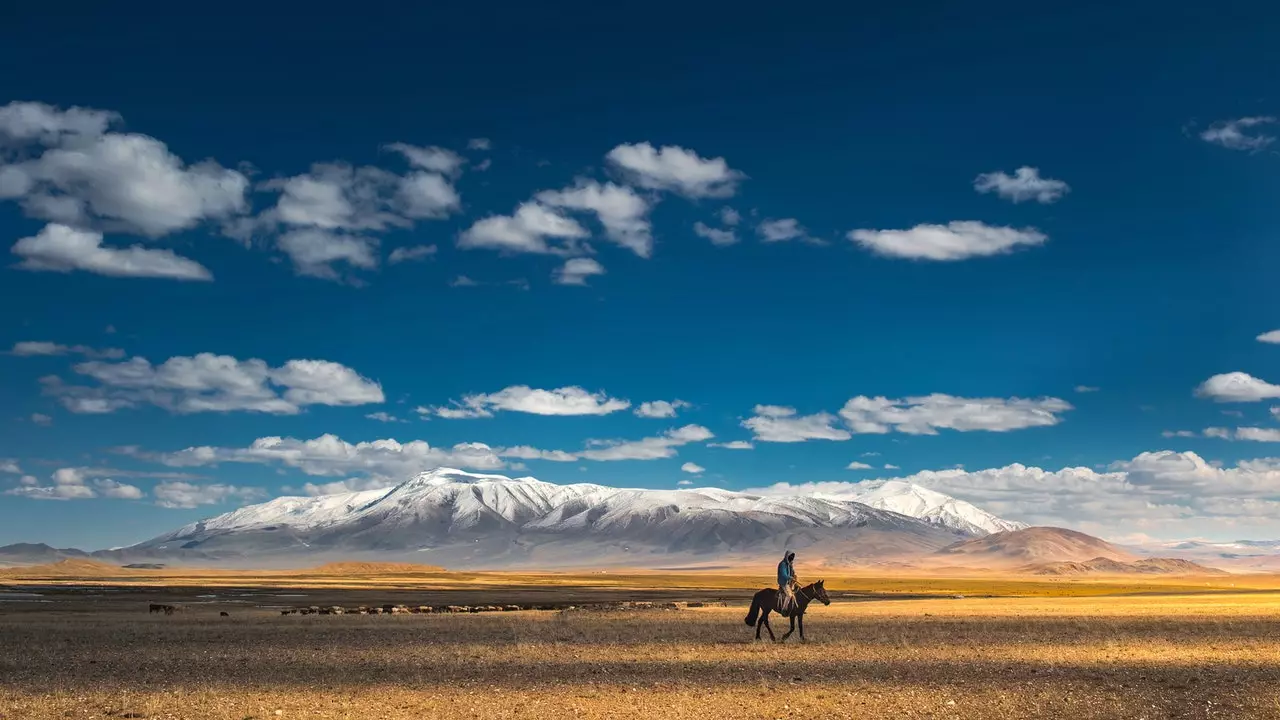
[0,558,136,577]
[935,527,1134,567]
[307,562,446,575]
[1024,556,1229,576]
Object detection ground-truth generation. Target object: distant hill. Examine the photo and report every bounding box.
[935,527,1135,566]
[1024,556,1228,576]
[0,558,132,577]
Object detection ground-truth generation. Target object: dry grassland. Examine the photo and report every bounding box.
[5,576,1280,720]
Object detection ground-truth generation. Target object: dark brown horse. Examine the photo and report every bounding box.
[744,580,830,642]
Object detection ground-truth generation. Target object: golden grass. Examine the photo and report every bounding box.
[6,585,1280,719]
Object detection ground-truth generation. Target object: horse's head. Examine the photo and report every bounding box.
[814,579,830,605]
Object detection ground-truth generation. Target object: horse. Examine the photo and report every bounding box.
[744,579,830,642]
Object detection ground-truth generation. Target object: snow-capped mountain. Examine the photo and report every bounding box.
[129,468,1023,568]
[828,480,1027,536]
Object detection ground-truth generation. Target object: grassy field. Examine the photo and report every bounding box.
[5,570,1280,719]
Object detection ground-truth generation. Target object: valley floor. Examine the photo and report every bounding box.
[4,575,1280,718]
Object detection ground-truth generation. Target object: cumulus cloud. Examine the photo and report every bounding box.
[12,224,213,280]
[384,143,465,176]
[1195,372,1280,402]
[1257,330,1280,344]
[578,425,713,461]
[884,464,900,470]
[681,462,705,474]
[9,341,123,359]
[838,394,1072,435]
[149,433,505,479]
[275,228,377,281]
[635,400,691,418]
[845,461,873,470]
[693,221,738,247]
[742,405,851,443]
[30,413,52,426]
[365,411,406,423]
[425,385,629,419]
[757,218,814,243]
[467,138,491,151]
[605,142,744,198]
[848,221,1047,261]
[0,102,248,238]
[4,466,142,501]
[1204,427,1232,439]
[153,481,264,509]
[387,244,437,264]
[1200,117,1276,151]
[458,202,588,255]
[973,167,1070,204]
[500,446,580,462]
[677,479,694,486]
[1075,385,1100,393]
[553,257,606,286]
[45,353,383,415]
[0,460,20,474]
[1162,430,1199,438]
[709,440,753,450]
[536,181,652,257]
[719,207,741,226]
[1235,427,1280,443]
[749,450,1280,538]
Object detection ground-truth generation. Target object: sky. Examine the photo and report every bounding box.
[1,1,1279,549]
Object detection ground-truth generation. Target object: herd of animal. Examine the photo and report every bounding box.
[146,600,724,616]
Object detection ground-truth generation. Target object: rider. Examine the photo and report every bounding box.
[777,549,798,614]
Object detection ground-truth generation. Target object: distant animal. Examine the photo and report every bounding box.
[219,611,229,617]
[149,603,177,615]
[744,580,830,642]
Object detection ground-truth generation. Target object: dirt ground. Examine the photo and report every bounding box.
[5,579,1280,720]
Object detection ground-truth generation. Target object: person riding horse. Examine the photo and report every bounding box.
[777,550,798,614]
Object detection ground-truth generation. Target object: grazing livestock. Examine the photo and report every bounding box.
[219,611,230,617]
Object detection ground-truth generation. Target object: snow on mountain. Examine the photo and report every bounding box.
[130,468,1016,566]
[815,480,1027,536]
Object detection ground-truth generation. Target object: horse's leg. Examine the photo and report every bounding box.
[755,609,763,641]
[780,614,795,642]
[798,613,805,643]
[762,610,776,641]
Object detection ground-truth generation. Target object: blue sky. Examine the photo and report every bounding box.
[2,1,1279,548]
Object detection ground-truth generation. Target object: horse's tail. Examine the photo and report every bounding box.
[744,592,762,626]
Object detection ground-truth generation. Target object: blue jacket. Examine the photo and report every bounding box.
[777,557,795,586]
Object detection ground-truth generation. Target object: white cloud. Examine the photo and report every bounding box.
[384,143,465,176]
[46,352,383,414]
[1200,117,1276,151]
[0,460,20,474]
[30,413,52,426]
[151,433,505,479]
[838,394,1072,435]
[1204,427,1232,439]
[742,405,851,443]
[848,221,1047,261]
[427,385,629,418]
[0,103,248,238]
[366,411,406,423]
[1074,385,1100,393]
[299,476,401,497]
[973,167,1070,204]
[10,341,123,359]
[757,218,812,243]
[1257,330,1280,344]
[275,228,377,281]
[536,181,652,257]
[500,446,580,462]
[554,257,606,286]
[634,400,691,418]
[719,207,741,226]
[578,425,713,461]
[1162,430,1198,438]
[884,464,900,470]
[677,479,694,486]
[605,142,744,198]
[458,202,588,255]
[153,481,264,509]
[845,461,873,470]
[694,221,738,246]
[387,245,437,264]
[12,224,213,280]
[1235,427,1280,443]
[681,462,705,474]
[3,466,142,502]
[467,138,491,151]
[1195,372,1280,402]
[1273,407,1280,420]
[451,275,480,287]
[709,440,753,450]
